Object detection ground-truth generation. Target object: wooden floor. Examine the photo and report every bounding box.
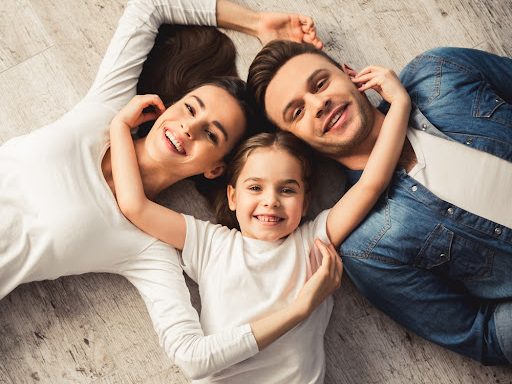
[1,0,511,383]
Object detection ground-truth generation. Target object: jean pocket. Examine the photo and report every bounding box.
[474,82,512,128]
[414,224,494,282]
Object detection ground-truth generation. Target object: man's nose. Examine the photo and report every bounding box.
[305,93,331,118]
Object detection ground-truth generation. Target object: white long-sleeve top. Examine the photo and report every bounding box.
[0,0,258,379]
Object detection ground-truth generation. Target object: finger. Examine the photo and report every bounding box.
[315,239,332,270]
[351,72,378,83]
[358,78,380,92]
[299,15,314,29]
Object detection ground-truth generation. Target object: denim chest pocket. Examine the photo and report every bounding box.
[474,82,512,128]
[413,224,494,281]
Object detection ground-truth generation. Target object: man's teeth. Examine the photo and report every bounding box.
[165,131,185,154]
[328,109,344,129]
[257,215,282,222]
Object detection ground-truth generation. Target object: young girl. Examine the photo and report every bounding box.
[110,65,410,383]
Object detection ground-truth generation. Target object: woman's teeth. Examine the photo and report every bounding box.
[165,131,185,154]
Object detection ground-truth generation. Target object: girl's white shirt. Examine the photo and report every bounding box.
[0,0,258,380]
[182,210,334,384]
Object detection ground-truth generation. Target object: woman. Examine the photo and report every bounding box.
[0,0,327,380]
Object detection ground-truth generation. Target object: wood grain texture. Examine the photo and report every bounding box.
[1,0,511,383]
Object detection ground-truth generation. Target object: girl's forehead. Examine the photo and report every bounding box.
[240,147,304,180]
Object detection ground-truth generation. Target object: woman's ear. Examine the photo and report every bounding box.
[227,184,236,211]
[204,162,226,179]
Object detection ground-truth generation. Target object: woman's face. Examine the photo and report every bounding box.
[145,84,246,179]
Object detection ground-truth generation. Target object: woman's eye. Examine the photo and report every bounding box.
[293,107,303,120]
[185,103,195,116]
[206,130,218,144]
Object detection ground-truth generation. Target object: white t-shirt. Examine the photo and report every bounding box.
[408,129,512,228]
[0,0,258,379]
[181,210,334,384]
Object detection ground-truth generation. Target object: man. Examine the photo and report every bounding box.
[247,41,512,365]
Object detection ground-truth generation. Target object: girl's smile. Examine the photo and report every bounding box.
[227,147,307,242]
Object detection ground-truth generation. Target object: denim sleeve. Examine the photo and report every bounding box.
[342,255,510,365]
[401,47,512,103]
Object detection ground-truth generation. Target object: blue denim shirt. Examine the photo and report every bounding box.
[339,47,512,365]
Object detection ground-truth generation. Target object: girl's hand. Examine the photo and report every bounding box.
[112,94,166,130]
[256,12,323,49]
[351,65,410,105]
[295,239,343,316]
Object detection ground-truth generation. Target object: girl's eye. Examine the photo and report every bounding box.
[281,187,296,194]
[206,130,218,144]
[248,185,261,192]
[185,103,195,116]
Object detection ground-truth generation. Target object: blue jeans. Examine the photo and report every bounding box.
[340,47,512,365]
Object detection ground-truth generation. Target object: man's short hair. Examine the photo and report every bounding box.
[247,40,341,120]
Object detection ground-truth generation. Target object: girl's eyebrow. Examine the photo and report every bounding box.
[242,177,301,187]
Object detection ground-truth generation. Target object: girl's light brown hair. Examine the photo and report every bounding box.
[215,131,316,230]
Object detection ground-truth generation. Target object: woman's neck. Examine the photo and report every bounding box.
[102,138,183,200]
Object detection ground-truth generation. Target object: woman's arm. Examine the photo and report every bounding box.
[327,66,411,247]
[110,94,187,249]
[216,0,323,48]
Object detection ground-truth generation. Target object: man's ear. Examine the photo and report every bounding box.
[227,184,236,211]
[342,63,357,77]
[203,162,226,179]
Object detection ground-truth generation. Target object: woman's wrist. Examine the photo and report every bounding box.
[216,0,260,37]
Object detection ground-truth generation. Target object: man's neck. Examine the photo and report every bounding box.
[334,109,417,172]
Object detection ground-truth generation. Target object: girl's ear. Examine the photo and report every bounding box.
[302,193,310,217]
[204,162,226,179]
[227,184,236,211]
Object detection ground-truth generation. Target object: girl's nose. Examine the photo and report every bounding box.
[263,192,280,208]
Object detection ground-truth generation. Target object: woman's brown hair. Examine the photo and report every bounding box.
[215,131,316,230]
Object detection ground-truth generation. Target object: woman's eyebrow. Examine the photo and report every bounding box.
[191,94,228,141]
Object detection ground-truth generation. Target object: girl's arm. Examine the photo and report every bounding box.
[110,94,187,250]
[327,66,411,247]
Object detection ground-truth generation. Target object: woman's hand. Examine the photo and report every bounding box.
[256,12,323,48]
[294,239,343,316]
[112,94,166,130]
[350,65,410,105]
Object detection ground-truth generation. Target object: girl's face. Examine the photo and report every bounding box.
[227,147,308,241]
[145,84,246,179]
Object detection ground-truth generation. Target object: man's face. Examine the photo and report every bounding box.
[264,53,374,160]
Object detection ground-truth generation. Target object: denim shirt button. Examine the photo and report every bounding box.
[447,207,454,215]
[439,253,447,260]
[494,227,502,235]
[465,138,473,145]
[411,185,418,192]
[421,123,427,130]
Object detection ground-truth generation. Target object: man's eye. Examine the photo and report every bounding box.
[206,130,218,144]
[185,103,195,116]
[316,79,326,91]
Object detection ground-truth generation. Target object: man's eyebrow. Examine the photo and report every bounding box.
[282,68,325,121]
[191,94,228,141]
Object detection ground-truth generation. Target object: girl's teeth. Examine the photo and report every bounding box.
[257,215,281,222]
